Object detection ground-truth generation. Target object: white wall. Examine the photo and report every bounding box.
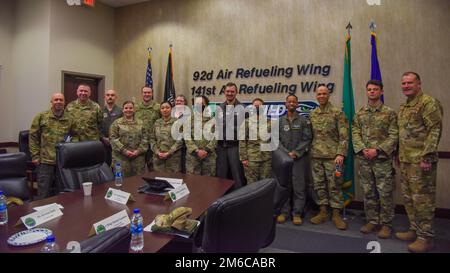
[0,0,16,142]
[10,0,51,140]
[0,0,115,142]
[48,0,115,95]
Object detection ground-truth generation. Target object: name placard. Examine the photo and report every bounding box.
[90,210,130,236]
[167,184,190,202]
[105,188,131,205]
[33,203,64,211]
[16,204,63,229]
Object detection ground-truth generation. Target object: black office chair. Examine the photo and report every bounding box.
[18,130,32,162]
[271,148,294,212]
[18,130,37,199]
[0,152,30,204]
[56,141,114,192]
[63,226,130,253]
[198,178,276,253]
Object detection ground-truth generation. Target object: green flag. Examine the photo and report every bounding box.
[342,34,355,207]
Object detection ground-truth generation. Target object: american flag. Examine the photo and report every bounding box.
[145,48,153,88]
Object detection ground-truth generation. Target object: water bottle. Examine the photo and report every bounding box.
[0,191,8,225]
[335,164,343,178]
[130,208,144,252]
[114,162,123,187]
[40,235,60,253]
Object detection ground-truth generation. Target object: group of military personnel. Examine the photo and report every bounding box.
[299,72,442,253]
[28,71,442,253]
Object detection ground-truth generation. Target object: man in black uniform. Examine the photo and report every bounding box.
[216,82,246,189]
[101,89,123,166]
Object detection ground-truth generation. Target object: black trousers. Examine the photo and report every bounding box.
[180,142,187,174]
[104,143,112,167]
[216,145,246,190]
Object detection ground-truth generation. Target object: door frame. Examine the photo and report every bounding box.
[61,70,105,105]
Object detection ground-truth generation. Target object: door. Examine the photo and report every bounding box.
[62,72,104,104]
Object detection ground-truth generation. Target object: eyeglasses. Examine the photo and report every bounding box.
[366,88,381,91]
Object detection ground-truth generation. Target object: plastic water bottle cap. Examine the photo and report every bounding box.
[133,208,140,214]
[116,162,121,166]
[46,235,55,243]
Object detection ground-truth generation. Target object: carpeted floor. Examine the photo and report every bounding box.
[262,209,450,253]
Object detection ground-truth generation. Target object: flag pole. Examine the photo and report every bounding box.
[346,22,352,36]
[343,22,352,221]
[369,20,376,32]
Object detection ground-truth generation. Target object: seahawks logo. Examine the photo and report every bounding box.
[297,100,319,117]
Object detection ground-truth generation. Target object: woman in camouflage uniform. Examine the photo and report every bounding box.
[150,102,183,172]
[185,95,217,176]
[110,101,148,177]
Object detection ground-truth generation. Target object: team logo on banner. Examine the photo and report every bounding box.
[208,100,319,118]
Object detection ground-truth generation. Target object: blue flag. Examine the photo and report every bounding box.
[145,49,153,88]
[370,31,383,102]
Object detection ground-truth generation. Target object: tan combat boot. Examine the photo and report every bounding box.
[395,230,416,241]
[310,205,329,224]
[360,222,377,234]
[332,209,347,230]
[292,214,303,226]
[408,237,435,253]
[276,214,287,224]
[377,225,392,239]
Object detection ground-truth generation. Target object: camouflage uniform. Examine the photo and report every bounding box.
[29,109,75,199]
[185,115,217,176]
[135,101,161,167]
[352,104,398,226]
[277,112,312,216]
[135,101,161,131]
[150,117,183,173]
[398,92,443,238]
[239,115,272,184]
[110,117,148,177]
[66,99,102,141]
[310,102,348,209]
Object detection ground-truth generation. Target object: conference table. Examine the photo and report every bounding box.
[0,171,234,253]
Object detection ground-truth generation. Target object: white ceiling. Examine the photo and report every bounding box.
[98,0,151,8]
